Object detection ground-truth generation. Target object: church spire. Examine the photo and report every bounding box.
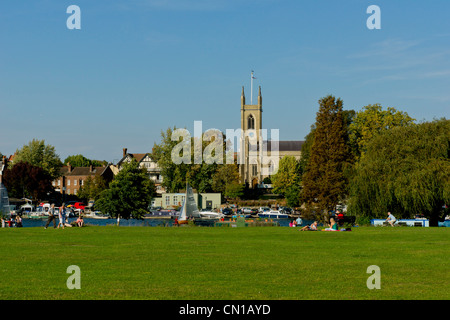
[258,86,262,107]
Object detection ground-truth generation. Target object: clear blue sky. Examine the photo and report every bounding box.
[1,0,449,163]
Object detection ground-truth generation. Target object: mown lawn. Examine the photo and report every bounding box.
[0,226,448,300]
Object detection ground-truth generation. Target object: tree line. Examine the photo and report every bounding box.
[271,95,449,225]
[2,96,449,224]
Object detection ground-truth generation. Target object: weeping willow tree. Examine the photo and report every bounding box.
[348,119,450,225]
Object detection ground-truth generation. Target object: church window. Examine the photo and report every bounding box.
[269,161,275,175]
[248,115,255,130]
[252,164,258,176]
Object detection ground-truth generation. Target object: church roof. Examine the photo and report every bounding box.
[267,140,304,152]
[250,140,304,152]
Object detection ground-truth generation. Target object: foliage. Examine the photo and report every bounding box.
[3,161,53,201]
[95,159,155,219]
[76,175,109,201]
[271,156,301,196]
[301,95,352,219]
[348,119,450,225]
[212,164,240,194]
[224,182,245,199]
[348,104,415,159]
[151,127,190,193]
[13,139,62,180]
[152,127,237,194]
[64,154,108,168]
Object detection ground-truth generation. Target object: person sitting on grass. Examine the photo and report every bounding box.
[76,214,84,227]
[323,218,338,231]
[300,221,318,231]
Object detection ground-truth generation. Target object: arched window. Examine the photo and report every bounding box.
[247,115,255,130]
[268,161,275,175]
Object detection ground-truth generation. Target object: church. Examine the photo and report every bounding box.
[238,86,304,188]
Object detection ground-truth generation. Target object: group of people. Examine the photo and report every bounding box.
[1,215,22,228]
[44,204,84,229]
[288,217,303,227]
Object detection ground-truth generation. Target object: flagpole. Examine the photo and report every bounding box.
[250,71,254,105]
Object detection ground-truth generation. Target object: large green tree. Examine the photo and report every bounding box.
[348,119,450,226]
[348,104,415,159]
[14,139,62,180]
[302,95,352,219]
[95,159,155,219]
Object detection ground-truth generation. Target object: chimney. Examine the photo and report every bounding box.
[123,148,127,157]
[67,162,72,173]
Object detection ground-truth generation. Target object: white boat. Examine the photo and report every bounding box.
[178,183,223,224]
[258,210,289,219]
[84,211,110,219]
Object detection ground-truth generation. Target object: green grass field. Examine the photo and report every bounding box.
[0,226,448,300]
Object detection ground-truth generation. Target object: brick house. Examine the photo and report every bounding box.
[53,164,114,196]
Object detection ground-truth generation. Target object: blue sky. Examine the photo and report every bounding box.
[1,0,449,163]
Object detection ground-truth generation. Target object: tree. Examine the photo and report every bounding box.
[302,95,352,220]
[212,164,240,193]
[14,139,62,180]
[348,119,450,226]
[64,154,108,167]
[77,175,108,201]
[212,164,243,199]
[152,127,230,193]
[152,127,190,193]
[95,159,155,219]
[3,162,53,201]
[224,183,244,200]
[348,104,415,159]
[271,156,301,195]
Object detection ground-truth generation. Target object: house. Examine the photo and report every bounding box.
[53,164,114,196]
[117,148,164,194]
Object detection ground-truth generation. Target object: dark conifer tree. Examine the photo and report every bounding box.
[302,95,351,220]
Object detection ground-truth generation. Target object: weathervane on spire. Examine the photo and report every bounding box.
[250,70,256,105]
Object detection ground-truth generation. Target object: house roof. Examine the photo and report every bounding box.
[60,166,109,177]
[118,153,151,166]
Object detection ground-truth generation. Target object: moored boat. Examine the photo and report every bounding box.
[258,210,289,219]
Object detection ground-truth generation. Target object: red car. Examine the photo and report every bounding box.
[73,202,86,210]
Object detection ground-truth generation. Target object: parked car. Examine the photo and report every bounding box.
[222,207,233,215]
[73,202,86,210]
[259,207,270,213]
[241,207,253,214]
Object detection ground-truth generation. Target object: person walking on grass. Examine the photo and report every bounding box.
[44,204,57,229]
[57,204,66,229]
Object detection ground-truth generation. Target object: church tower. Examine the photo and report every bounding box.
[240,86,263,188]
